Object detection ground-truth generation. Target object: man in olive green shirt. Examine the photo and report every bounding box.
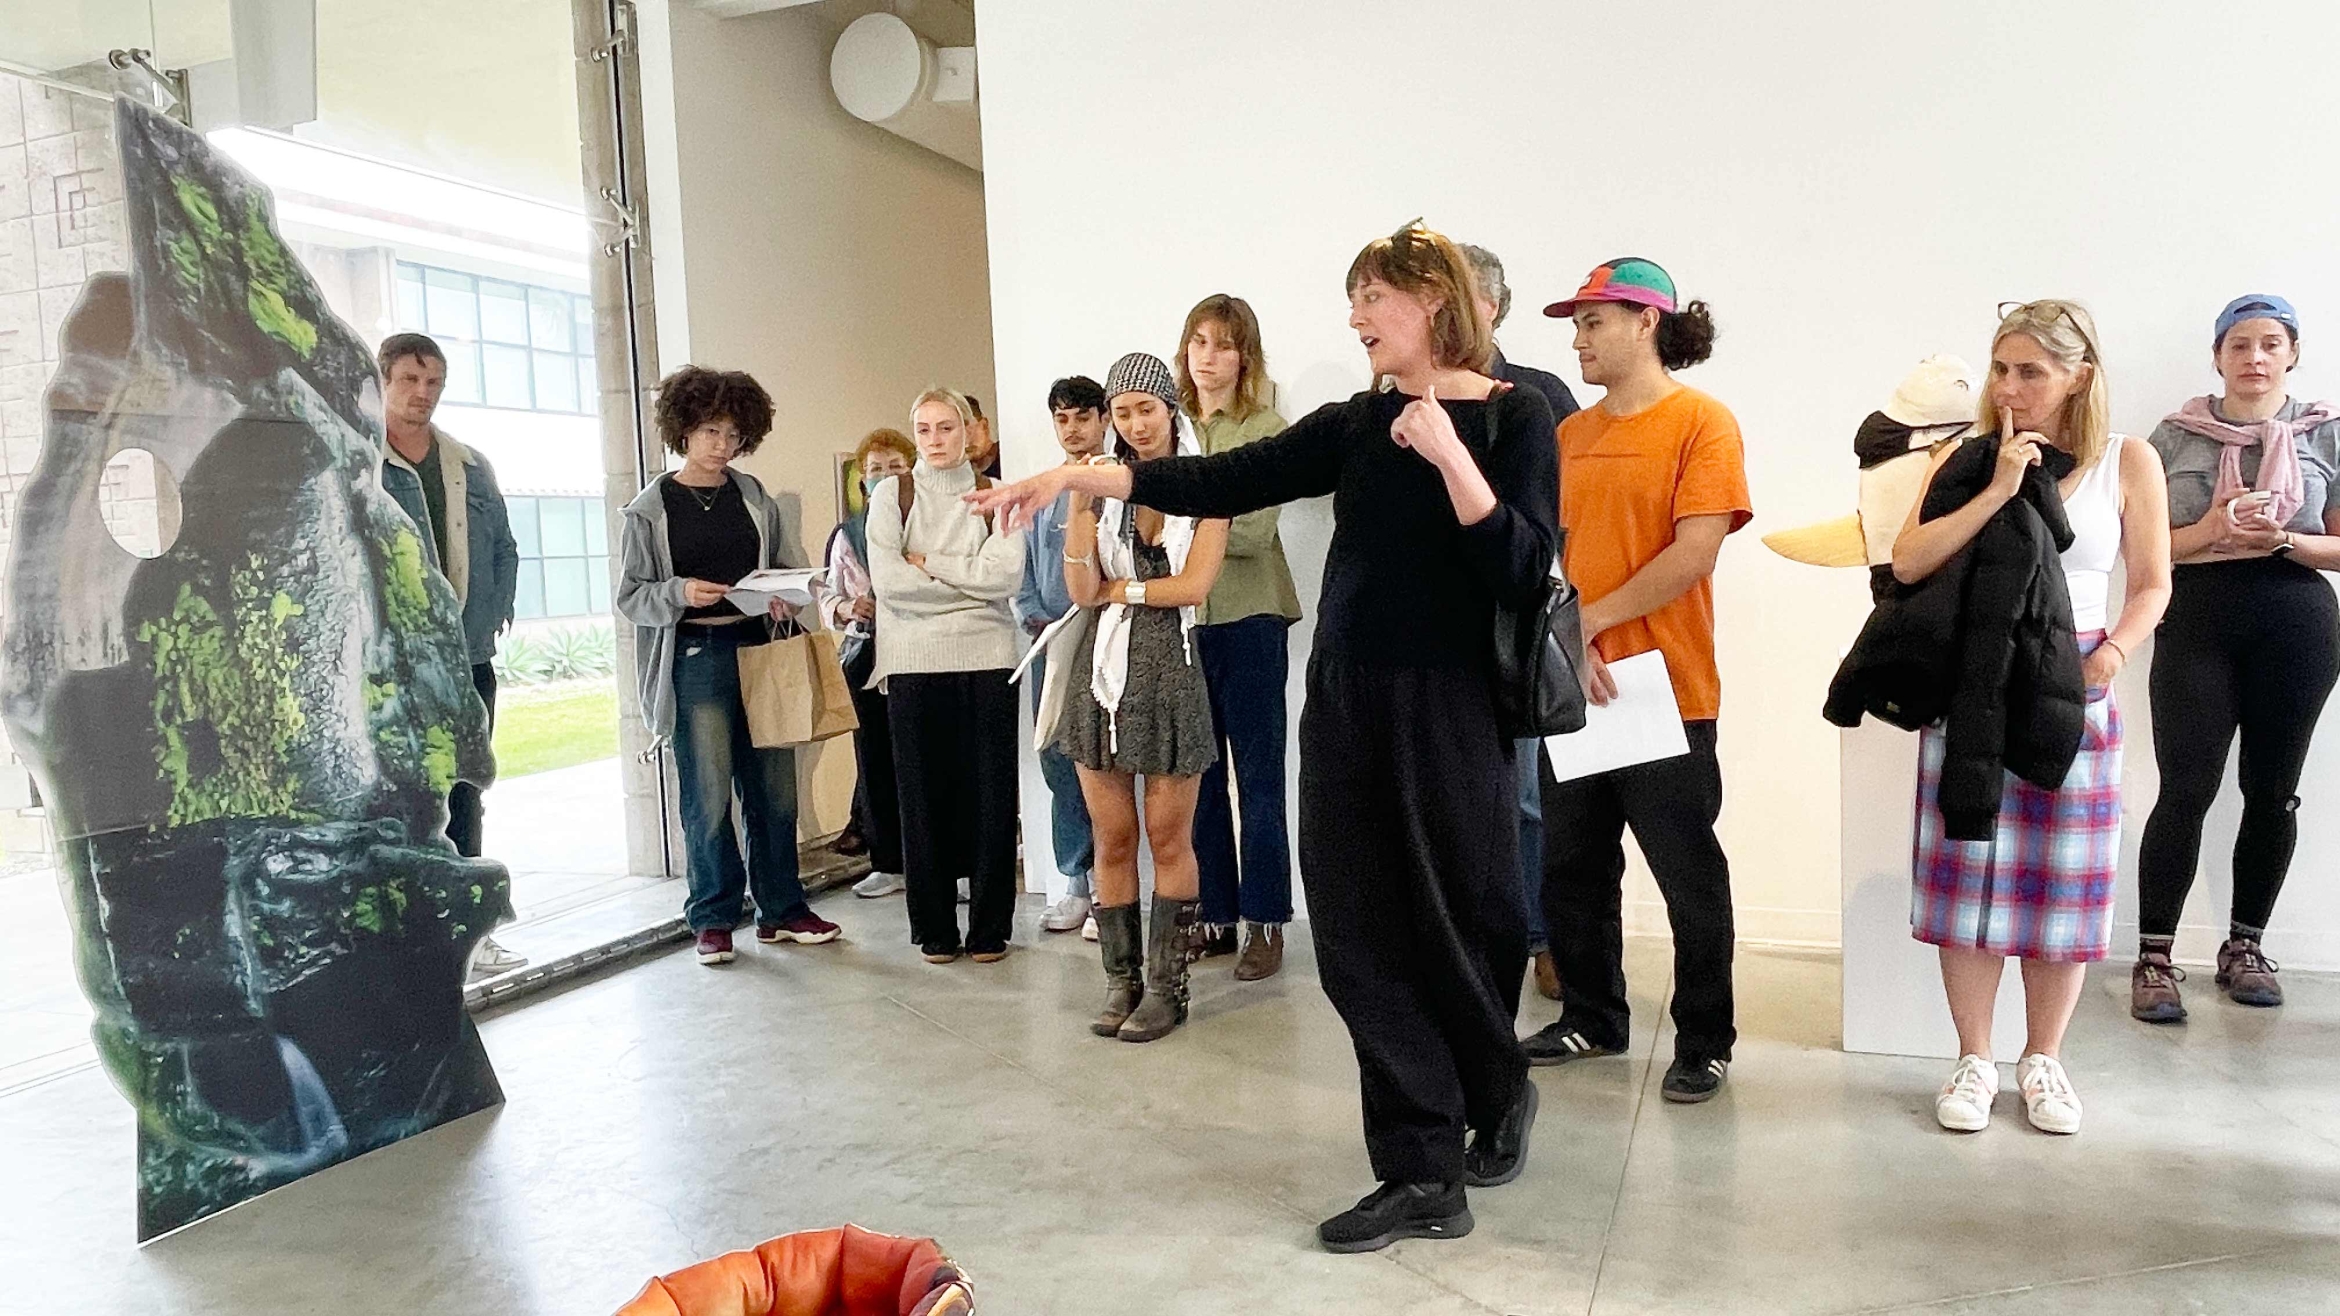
[1179,296,1301,979]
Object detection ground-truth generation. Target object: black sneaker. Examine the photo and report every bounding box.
[1462,1078,1539,1188]
[1316,1181,1472,1254]
[1662,1054,1728,1103]
[1521,1023,1622,1067]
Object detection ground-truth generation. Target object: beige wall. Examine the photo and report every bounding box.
[643,0,996,834]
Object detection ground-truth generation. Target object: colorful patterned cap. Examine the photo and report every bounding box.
[1542,257,1678,318]
[1104,352,1180,411]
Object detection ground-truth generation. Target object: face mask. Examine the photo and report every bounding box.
[863,473,890,495]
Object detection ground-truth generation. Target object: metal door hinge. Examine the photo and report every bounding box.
[587,0,638,62]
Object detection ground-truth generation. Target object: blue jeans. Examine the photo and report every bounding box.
[672,626,808,932]
[1193,615,1294,926]
[1515,737,1546,952]
[1030,651,1095,897]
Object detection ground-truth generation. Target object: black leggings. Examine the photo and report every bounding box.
[2137,557,2340,939]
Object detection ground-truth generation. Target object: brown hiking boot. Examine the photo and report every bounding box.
[1233,922,1284,981]
[2129,952,2186,1023]
[1531,949,1561,1002]
[2216,937,2283,1008]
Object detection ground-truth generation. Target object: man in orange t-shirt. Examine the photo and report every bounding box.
[1520,258,1751,1105]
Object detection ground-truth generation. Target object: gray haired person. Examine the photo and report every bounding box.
[1457,243,1578,1004]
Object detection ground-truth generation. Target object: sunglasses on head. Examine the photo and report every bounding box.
[1996,299,2100,358]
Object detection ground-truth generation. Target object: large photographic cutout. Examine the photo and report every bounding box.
[1,101,510,1240]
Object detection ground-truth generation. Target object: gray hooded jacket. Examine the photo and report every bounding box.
[616,469,801,742]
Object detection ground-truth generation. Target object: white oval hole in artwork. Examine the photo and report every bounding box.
[97,448,182,559]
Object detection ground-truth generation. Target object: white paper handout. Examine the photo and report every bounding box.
[729,567,820,615]
[1541,651,1692,784]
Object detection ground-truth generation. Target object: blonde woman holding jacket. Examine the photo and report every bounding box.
[867,387,1027,963]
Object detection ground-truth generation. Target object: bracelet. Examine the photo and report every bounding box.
[2101,638,2128,665]
[1124,579,1148,608]
[1062,551,1095,567]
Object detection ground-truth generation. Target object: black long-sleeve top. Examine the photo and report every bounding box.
[1128,385,1559,669]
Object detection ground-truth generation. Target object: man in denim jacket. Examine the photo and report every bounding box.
[377,332,524,976]
[1012,376,1108,935]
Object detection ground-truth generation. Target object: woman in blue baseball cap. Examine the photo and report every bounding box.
[2132,295,2340,1022]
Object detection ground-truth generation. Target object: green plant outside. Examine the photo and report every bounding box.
[491,622,616,686]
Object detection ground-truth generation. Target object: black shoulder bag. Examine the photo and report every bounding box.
[1483,385,1589,738]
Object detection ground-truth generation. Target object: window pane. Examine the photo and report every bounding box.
[509,497,541,557]
[528,287,572,352]
[482,343,532,409]
[514,560,545,620]
[478,279,529,345]
[394,265,425,330]
[440,340,482,405]
[533,351,577,412]
[583,501,608,555]
[575,350,597,408]
[541,498,586,556]
[423,268,477,339]
[543,558,590,617]
[588,556,611,613]
[572,293,594,348]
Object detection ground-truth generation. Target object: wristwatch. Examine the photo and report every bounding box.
[2273,534,2298,558]
[1123,579,1148,608]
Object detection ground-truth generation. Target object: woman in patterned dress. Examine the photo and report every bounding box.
[1889,300,2171,1136]
[1050,352,1230,1043]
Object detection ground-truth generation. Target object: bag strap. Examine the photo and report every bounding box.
[895,472,996,546]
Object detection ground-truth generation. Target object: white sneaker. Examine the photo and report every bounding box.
[956,877,971,904]
[853,871,905,898]
[467,936,528,981]
[1934,1054,1999,1132]
[2017,1053,2082,1135]
[1080,913,1098,942]
[1041,894,1092,933]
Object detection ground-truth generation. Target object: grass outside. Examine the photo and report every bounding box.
[493,680,619,778]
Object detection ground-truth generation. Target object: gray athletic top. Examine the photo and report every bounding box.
[2149,397,2340,533]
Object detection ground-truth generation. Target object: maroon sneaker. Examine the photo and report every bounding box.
[695,928,735,965]
[2216,937,2283,1008]
[757,911,841,946]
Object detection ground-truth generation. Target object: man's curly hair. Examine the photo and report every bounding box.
[654,365,775,456]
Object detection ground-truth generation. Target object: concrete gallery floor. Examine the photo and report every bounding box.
[7,891,2339,1315]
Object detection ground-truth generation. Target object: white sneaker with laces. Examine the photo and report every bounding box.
[1935,1054,1999,1132]
[1041,894,1093,933]
[1080,913,1098,942]
[853,871,905,898]
[468,936,529,981]
[2017,1053,2082,1135]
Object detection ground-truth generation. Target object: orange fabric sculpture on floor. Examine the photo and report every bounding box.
[615,1224,974,1316]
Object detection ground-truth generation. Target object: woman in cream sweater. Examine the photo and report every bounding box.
[867,387,1027,963]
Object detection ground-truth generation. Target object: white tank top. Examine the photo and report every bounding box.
[2059,433,2126,632]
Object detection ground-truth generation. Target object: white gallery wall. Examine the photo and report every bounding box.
[978,0,2340,966]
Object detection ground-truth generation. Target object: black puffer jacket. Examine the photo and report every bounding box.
[1825,436,2087,840]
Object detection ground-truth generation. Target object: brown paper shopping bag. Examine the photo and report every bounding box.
[739,624,860,748]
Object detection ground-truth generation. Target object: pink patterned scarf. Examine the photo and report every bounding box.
[2162,395,2339,527]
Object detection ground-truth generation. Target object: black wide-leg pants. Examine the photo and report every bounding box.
[887,669,1019,955]
[1299,656,1528,1185]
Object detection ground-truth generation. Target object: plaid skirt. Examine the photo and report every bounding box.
[1911,642,2124,963]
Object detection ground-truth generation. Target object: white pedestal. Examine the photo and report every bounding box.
[1839,722,2028,1060]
